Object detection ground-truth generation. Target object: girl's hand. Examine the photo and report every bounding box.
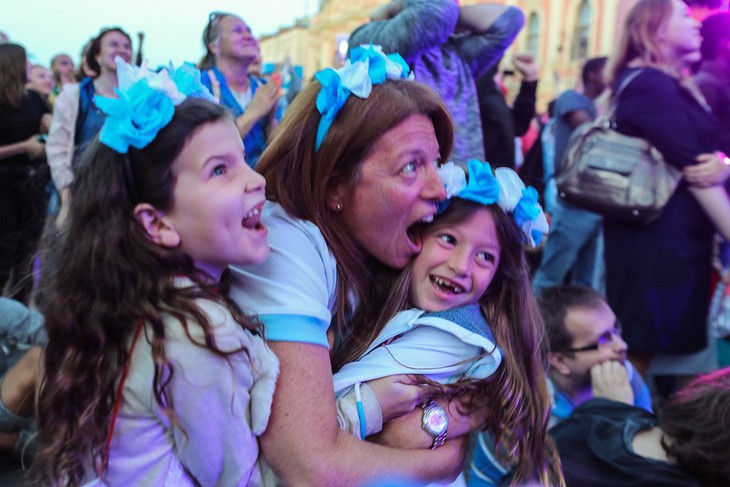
[684,152,730,187]
[366,374,428,423]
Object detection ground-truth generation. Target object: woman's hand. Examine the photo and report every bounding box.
[366,375,429,423]
[684,152,730,187]
[24,134,46,159]
[370,396,477,449]
[247,81,280,121]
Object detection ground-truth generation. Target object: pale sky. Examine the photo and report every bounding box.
[4,0,317,68]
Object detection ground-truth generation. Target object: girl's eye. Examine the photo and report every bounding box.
[476,251,495,263]
[438,234,456,245]
[212,164,227,176]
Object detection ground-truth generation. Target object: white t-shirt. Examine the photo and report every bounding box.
[229,201,337,348]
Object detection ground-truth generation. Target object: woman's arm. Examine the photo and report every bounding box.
[261,341,467,486]
[46,85,78,191]
[689,184,730,240]
[0,135,44,161]
[349,0,459,62]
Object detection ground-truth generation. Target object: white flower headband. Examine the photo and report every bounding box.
[436,160,549,247]
[314,44,413,150]
[95,57,218,153]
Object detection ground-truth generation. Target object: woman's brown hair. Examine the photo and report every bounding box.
[32,99,260,486]
[0,43,27,109]
[256,78,454,341]
[607,0,675,85]
[334,199,563,486]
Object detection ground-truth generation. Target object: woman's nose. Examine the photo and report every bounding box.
[424,164,447,202]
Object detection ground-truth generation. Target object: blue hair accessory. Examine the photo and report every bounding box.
[314,44,412,151]
[95,57,217,154]
[458,159,499,205]
[436,160,549,247]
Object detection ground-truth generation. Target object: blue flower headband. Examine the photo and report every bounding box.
[314,44,413,151]
[436,160,549,247]
[95,57,218,154]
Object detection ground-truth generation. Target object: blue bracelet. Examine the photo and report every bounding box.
[354,383,366,440]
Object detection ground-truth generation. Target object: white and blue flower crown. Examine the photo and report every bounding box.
[436,160,549,247]
[314,44,413,151]
[95,57,218,154]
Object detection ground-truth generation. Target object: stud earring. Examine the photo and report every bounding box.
[335,203,342,211]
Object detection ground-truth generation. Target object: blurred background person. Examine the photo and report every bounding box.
[531,57,608,296]
[477,52,539,170]
[26,64,54,105]
[604,0,730,385]
[348,0,525,164]
[0,44,51,304]
[49,53,74,102]
[199,12,280,168]
[46,27,132,226]
[552,367,730,486]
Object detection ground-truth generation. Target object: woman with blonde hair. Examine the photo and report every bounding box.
[603,0,730,381]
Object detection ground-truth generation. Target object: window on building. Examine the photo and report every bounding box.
[527,12,541,56]
[572,0,591,60]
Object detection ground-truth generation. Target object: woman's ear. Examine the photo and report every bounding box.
[207,39,220,59]
[326,182,347,212]
[133,203,180,248]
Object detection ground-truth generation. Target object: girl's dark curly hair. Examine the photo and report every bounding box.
[32,98,260,486]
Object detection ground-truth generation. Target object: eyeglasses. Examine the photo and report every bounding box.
[204,11,232,42]
[559,321,623,353]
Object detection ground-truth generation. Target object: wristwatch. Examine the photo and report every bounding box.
[421,400,448,450]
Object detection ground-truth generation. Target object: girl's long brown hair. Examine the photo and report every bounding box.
[334,199,563,486]
[256,78,453,344]
[32,99,260,486]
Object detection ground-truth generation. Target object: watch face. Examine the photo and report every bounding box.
[424,407,448,436]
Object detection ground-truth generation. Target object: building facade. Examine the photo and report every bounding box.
[259,0,641,108]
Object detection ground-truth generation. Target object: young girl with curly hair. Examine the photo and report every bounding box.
[32,59,278,486]
[332,160,562,486]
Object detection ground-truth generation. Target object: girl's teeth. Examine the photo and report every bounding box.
[432,276,464,294]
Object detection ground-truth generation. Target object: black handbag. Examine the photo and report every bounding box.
[556,70,681,225]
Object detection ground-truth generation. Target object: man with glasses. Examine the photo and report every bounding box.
[539,285,652,426]
[467,285,652,486]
